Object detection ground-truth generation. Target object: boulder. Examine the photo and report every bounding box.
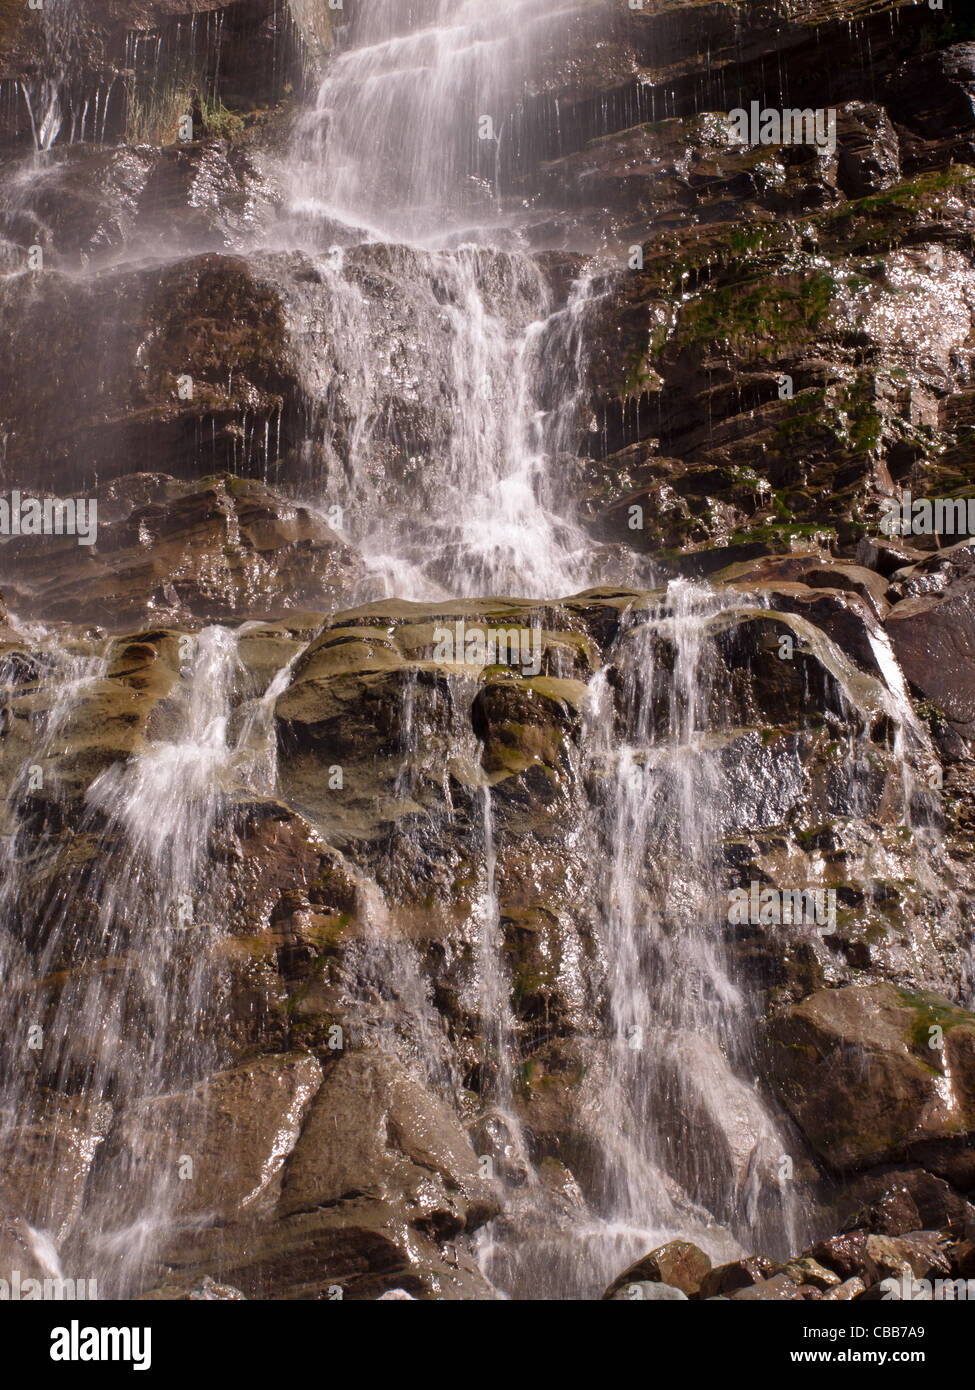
[698,1255,777,1299]
[608,1281,688,1301]
[88,1053,323,1225]
[279,1051,498,1236]
[602,1239,712,1299]
[765,984,975,1168]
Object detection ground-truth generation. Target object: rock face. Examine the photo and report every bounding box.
[279,1052,498,1234]
[887,545,975,736]
[602,1240,712,1299]
[89,1053,323,1225]
[0,257,298,492]
[766,985,975,1168]
[0,473,363,628]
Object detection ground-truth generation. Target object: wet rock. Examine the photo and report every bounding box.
[0,1094,113,1243]
[906,1140,975,1195]
[861,1232,952,1284]
[781,1257,841,1291]
[279,1051,498,1236]
[857,1275,908,1301]
[698,1255,777,1299]
[608,1280,688,1301]
[822,1276,867,1300]
[729,1273,804,1300]
[765,984,975,1168]
[0,146,154,270]
[586,156,975,573]
[887,583,975,734]
[603,1240,712,1299]
[807,1231,871,1280]
[1,0,312,149]
[513,1037,621,1202]
[152,1197,498,1300]
[840,1166,975,1236]
[274,595,595,843]
[0,473,363,628]
[0,254,299,492]
[836,102,900,199]
[0,626,184,805]
[132,141,280,256]
[88,1052,322,1225]
[887,44,975,152]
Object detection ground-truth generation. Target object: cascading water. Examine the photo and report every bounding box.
[272,0,810,1292]
[17,0,80,153]
[272,242,597,600]
[263,0,609,602]
[583,584,803,1263]
[0,626,280,1293]
[284,0,572,246]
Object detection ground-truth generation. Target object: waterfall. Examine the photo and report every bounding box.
[0,627,249,1293]
[271,242,596,600]
[18,0,80,153]
[3,0,963,1307]
[284,0,575,245]
[268,0,604,601]
[587,584,802,1259]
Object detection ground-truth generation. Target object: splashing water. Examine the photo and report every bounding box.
[0,629,262,1292]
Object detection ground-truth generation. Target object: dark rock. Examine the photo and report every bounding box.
[698,1255,777,1299]
[0,473,364,628]
[0,254,299,492]
[278,1051,499,1236]
[765,984,975,1168]
[808,1232,870,1280]
[887,584,975,733]
[602,1239,712,1299]
[836,102,900,199]
[840,1167,975,1235]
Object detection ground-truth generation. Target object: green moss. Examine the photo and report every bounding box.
[675,269,838,354]
[726,519,837,547]
[200,95,246,143]
[897,988,975,1056]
